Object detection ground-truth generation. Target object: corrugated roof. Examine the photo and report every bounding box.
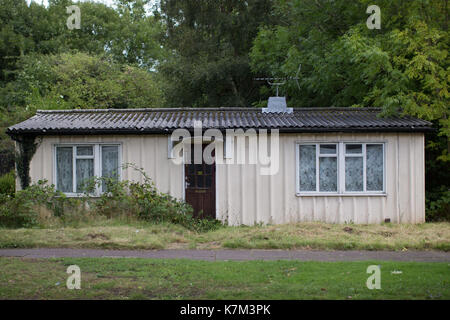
[7,107,433,135]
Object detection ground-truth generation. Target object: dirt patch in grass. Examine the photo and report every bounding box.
[86,233,110,240]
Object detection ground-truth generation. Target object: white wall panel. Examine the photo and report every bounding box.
[27,132,425,225]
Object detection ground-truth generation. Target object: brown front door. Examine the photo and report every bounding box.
[185,144,216,219]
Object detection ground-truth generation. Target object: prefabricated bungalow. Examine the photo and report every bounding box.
[7,103,432,225]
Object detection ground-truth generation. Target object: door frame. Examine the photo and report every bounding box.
[181,141,218,219]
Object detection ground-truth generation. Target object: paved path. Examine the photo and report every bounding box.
[0,248,449,262]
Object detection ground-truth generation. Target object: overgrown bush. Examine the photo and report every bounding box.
[0,165,223,232]
[83,165,222,232]
[0,170,15,196]
[424,131,450,222]
[0,180,75,228]
[426,188,450,222]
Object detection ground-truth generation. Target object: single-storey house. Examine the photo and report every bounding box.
[7,104,433,225]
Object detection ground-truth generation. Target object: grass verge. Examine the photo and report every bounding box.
[0,221,449,251]
[0,257,448,299]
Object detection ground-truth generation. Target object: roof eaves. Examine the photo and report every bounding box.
[6,125,435,137]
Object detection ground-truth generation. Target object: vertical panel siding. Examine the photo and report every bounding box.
[216,132,425,225]
[28,132,425,225]
[28,135,184,199]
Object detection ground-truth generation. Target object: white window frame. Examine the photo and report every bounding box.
[296,142,386,196]
[53,143,122,196]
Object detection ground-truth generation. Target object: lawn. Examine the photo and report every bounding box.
[0,220,449,251]
[0,257,448,299]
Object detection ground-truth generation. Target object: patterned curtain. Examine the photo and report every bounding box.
[56,147,73,193]
[101,146,119,192]
[366,144,383,191]
[299,145,316,191]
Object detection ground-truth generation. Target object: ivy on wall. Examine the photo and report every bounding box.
[10,135,40,190]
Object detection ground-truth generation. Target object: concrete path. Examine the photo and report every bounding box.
[0,248,449,262]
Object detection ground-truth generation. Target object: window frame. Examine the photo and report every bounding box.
[53,143,122,196]
[296,141,386,196]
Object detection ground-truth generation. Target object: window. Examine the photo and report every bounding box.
[55,144,120,194]
[297,142,385,194]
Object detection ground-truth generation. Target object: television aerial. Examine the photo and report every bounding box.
[254,64,301,97]
[254,65,301,113]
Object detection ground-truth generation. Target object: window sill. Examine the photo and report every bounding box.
[61,193,100,198]
[296,193,387,197]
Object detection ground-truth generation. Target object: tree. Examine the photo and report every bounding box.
[250,0,448,146]
[0,0,165,85]
[0,0,37,84]
[0,52,164,165]
[111,0,166,68]
[14,52,164,111]
[157,0,276,107]
[250,0,449,219]
[0,0,166,169]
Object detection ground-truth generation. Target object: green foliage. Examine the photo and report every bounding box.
[0,0,167,176]
[0,180,69,228]
[426,188,450,222]
[157,0,276,107]
[0,0,165,83]
[0,52,164,174]
[0,170,15,196]
[13,135,40,190]
[0,51,163,145]
[250,0,449,137]
[250,0,450,219]
[112,0,167,68]
[83,164,222,232]
[16,52,164,111]
[0,165,222,232]
[425,130,450,221]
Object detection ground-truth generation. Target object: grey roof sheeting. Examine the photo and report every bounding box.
[7,107,433,136]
